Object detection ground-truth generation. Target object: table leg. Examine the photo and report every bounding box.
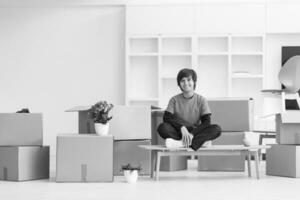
[155,152,161,181]
[246,152,251,177]
[151,151,157,179]
[258,134,263,161]
[254,151,260,179]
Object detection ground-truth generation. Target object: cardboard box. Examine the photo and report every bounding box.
[66,106,95,133]
[198,132,245,171]
[152,110,188,171]
[0,113,43,146]
[0,146,49,181]
[266,144,300,178]
[66,105,151,140]
[276,114,300,144]
[208,98,254,132]
[114,140,151,176]
[56,134,113,182]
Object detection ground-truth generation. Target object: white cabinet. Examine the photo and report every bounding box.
[127,2,300,34]
[267,3,300,33]
[195,3,266,34]
[126,5,194,35]
[127,3,266,35]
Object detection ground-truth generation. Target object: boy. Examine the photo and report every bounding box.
[157,68,221,151]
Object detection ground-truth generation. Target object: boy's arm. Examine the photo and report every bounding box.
[191,114,211,134]
[199,113,211,127]
[192,96,212,130]
[163,111,196,132]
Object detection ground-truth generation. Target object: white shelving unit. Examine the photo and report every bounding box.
[126,34,265,116]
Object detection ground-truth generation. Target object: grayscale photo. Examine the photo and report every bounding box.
[0,0,299,200]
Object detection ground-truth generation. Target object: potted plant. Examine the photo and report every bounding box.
[89,101,113,136]
[121,164,142,183]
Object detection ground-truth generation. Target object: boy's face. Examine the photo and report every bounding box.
[179,76,195,92]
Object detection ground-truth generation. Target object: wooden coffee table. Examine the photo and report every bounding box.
[139,145,271,180]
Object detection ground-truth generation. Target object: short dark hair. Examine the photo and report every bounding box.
[177,68,197,90]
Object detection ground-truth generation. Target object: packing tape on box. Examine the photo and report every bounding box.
[81,164,87,182]
[3,167,7,180]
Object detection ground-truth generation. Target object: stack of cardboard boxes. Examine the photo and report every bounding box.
[266,112,300,177]
[0,113,49,181]
[56,105,151,182]
[198,98,254,171]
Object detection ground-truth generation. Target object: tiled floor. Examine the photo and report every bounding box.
[0,160,299,200]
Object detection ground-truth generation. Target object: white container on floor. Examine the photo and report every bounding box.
[124,170,138,183]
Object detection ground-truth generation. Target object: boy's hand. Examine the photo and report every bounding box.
[181,126,193,148]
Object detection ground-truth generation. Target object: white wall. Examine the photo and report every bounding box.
[0,5,125,154]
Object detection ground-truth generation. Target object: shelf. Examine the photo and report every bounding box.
[128,35,160,39]
[261,89,283,94]
[198,37,228,53]
[231,34,264,37]
[232,55,263,75]
[129,99,159,107]
[161,52,192,56]
[231,52,263,56]
[129,53,159,56]
[231,74,264,79]
[161,76,177,79]
[129,38,158,54]
[198,52,228,56]
[129,97,159,101]
[231,36,263,53]
[161,37,191,53]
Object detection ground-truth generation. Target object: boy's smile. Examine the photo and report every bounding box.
[180,76,195,92]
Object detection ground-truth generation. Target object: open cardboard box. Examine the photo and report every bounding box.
[66,105,151,140]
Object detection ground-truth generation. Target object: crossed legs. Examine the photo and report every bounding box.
[157,122,221,151]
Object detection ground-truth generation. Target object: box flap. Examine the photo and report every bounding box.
[65,106,91,112]
[281,111,300,123]
[207,97,253,101]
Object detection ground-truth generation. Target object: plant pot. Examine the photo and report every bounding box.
[94,123,109,136]
[123,170,138,183]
